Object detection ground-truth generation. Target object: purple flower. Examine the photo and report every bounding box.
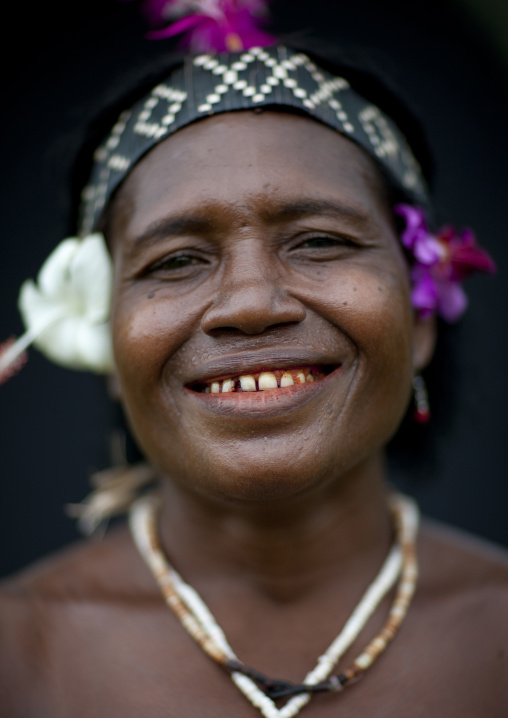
[395,204,496,322]
[409,264,468,322]
[137,0,276,52]
[395,204,442,264]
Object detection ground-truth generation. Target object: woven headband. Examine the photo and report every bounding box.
[0,39,495,386]
[79,44,430,235]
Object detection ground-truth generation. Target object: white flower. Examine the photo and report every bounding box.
[0,234,114,380]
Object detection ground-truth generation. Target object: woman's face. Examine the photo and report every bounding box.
[109,111,433,504]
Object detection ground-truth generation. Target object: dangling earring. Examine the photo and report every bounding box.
[412,374,430,424]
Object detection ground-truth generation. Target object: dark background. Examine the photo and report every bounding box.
[1,0,507,578]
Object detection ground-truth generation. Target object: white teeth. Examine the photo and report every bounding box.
[280,371,294,387]
[239,375,256,391]
[222,379,235,393]
[205,368,320,393]
[258,372,278,390]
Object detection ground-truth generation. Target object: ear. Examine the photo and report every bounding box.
[107,373,124,402]
[412,313,437,371]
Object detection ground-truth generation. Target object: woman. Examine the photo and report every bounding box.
[1,3,507,716]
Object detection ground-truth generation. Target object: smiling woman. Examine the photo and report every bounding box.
[108,111,429,508]
[0,3,507,717]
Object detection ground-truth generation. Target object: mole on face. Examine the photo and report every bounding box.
[108,110,432,503]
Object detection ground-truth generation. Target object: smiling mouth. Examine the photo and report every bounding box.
[190,366,336,394]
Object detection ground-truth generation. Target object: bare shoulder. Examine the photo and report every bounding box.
[0,525,151,717]
[413,518,508,708]
[418,517,508,623]
[419,517,508,591]
[0,520,149,618]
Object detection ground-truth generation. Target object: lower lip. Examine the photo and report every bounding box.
[184,366,342,418]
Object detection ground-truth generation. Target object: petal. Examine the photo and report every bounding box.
[18,234,113,374]
[459,227,476,246]
[18,280,68,334]
[413,236,442,265]
[37,238,80,299]
[394,204,428,249]
[33,317,83,367]
[411,265,439,311]
[148,13,206,39]
[146,0,276,49]
[74,322,115,373]
[435,225,457,244]
[33,317,114,373]
[143,0,174,22]
[68,234,113,323]
[436,281,468,322]
[449,244,497,278]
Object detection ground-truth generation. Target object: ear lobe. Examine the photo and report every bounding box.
[413,313,437,371]
[107,373,124,402]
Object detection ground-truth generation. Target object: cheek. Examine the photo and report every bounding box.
[111,286,200,406]
[304,251,413,344]
[359,270,414,426]
[344,268,413,358]
[315,260,415,430]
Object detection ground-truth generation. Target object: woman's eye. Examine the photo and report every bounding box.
[295,235,355,250]
[299,237,341,249]
[150,254,204,273]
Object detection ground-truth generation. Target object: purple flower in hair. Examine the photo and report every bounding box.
[138,0,276,52]
[395,204,496,322]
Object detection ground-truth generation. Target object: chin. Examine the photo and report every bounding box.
[158,432,361,508]
[215,465,321,504]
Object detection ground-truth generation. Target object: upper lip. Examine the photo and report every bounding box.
[184,348,343,386]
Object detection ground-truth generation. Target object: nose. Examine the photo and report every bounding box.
[200,251,306,336]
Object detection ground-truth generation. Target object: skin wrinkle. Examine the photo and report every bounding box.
[199,233,307,336]
[3,109,508,718]
[108,110,430,528]
[158,454,390,592]
[127,198,373,260]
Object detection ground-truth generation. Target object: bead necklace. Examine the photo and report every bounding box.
[129,493,419,718]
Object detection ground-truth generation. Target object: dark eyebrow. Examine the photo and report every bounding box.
[129,198,369,253]
[130,215,214,252]
[263,199,370,225]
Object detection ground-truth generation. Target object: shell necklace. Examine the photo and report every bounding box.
[129,493,419,718]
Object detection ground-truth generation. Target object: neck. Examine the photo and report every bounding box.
[157,452,392,602]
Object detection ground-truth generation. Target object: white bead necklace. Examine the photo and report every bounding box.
[129,493,419,718]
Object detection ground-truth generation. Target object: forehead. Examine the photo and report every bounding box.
[111,110,392,235]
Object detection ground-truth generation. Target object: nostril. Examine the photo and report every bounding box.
[208,320,303,335]
[200,287,306,336]
[202,316,306,336]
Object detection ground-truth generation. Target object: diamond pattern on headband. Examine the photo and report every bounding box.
[79,45,430,235]
[134,87,188,137]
